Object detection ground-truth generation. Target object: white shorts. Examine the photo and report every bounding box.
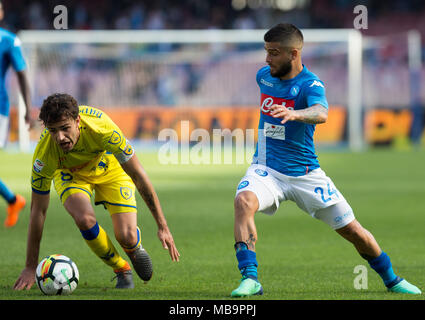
[0,115,9,148]
[235,164,355,229]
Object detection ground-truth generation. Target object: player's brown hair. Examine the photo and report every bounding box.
[264,23,304,49]
[39,93,79,125]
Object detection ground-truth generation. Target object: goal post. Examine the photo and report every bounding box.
[17,28,364,152]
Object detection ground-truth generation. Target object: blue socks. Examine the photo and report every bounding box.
[235,244,400,288]
[235,242,258,280]
[80,221,100,240]
[367,251,402,288]
[0,178,15,203]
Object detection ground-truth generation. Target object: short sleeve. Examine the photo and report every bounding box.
[31,137,57,194]
[304,79,328,109]
[101,114,135,164]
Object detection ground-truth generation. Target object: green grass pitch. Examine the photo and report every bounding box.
[0,148,424,300]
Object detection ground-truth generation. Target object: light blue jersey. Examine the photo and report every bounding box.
[252,65,328,176]
[0,28,26,116]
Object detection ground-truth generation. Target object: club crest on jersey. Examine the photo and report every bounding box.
[108,131,122,145]
[260,93,295,115]
[290,85,300,96]
[120,187,133,200]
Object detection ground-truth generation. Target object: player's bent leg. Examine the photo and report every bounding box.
[232,169,281,298]
[367,251,421,294]
[232,191,263,297]
[111,212,139,247]
[111,212,153,282]
[330,213,421,294]
[63,193,133,288]
[64,193,97,230]
[234,191,259,246]
[335,219,381,259]
[336,220,420,294]
[314,201,379,258]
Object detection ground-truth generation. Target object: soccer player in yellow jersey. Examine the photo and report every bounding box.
[14,93,180,290]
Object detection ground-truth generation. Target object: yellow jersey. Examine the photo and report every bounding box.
[31,106,134,194]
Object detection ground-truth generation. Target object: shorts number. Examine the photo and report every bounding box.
[315,183,339,203]
[60,171,73,181]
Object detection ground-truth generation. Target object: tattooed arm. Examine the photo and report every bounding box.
[121,154,180,261]
[270,104,328,125]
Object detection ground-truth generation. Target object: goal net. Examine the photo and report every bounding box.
[9,29,365,152]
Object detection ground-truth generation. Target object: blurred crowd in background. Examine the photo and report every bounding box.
[0,0,424,145]
[1,0,424,112]
[1,0,425,36]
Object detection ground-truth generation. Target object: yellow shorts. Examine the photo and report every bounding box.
[53,153,137,214]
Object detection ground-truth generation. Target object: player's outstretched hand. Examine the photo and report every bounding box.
[158,226,180,262]
[13,267,36,290]
[270,104,297,124]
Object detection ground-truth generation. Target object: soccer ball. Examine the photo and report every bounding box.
[35,254,79,295]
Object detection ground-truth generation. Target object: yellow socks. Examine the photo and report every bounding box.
[80,222,129,271]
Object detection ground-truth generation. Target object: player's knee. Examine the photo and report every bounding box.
[73,214,97,231]
[115,226,138,249]
[234,192,258,217]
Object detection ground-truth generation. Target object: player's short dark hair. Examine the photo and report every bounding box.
[39,93,79,125]
[264,23,304,48]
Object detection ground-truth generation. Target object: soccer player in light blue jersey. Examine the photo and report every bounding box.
[231,23,421,297]
[0,1,32,227]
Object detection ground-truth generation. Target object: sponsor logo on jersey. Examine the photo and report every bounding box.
[309,80,324,88]
[260,93,295,116]
[264,122,286,140]
[33,159,45,173]
[237,180,249,190]
[260,78,274,87]
[255,168,268,177]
